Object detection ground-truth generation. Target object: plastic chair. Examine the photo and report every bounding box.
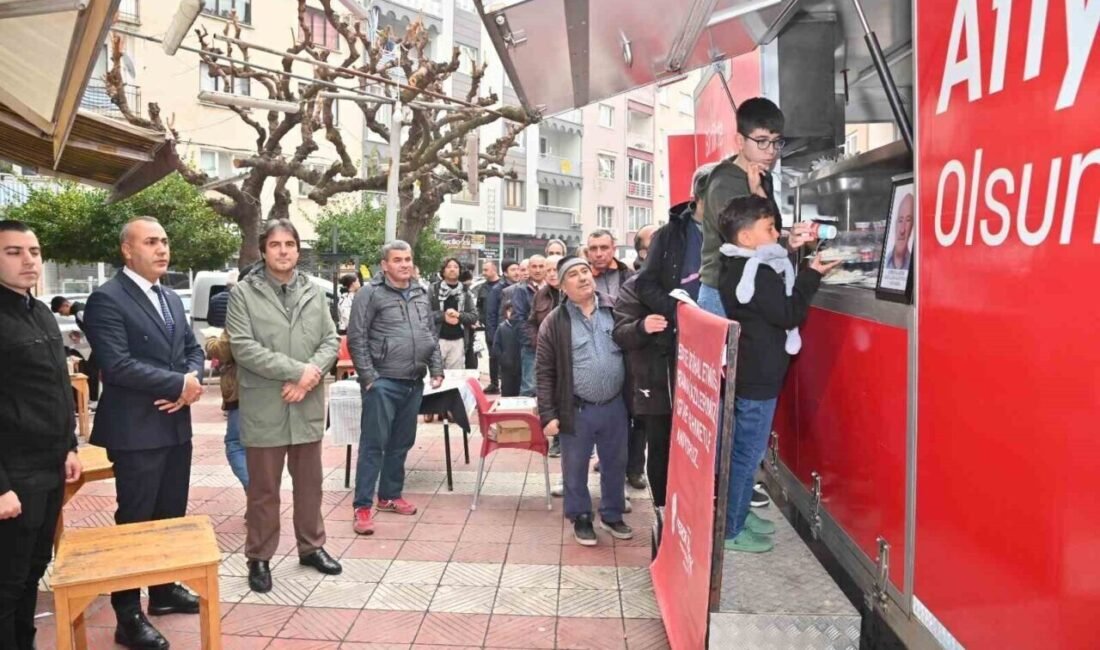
[466,378,552,511]
[336,335,355,380]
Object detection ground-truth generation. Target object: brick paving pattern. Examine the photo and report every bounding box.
[34,385,670,649]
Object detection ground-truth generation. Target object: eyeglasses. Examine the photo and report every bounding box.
[742,135,787,151]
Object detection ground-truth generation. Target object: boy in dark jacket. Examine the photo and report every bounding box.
[493,304,522,398]
[716,196,840,553]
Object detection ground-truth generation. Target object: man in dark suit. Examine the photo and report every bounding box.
[84,216,204,650]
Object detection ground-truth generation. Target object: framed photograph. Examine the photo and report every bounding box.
[876,174,915,302]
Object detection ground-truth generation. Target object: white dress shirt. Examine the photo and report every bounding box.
[123,266,167,323]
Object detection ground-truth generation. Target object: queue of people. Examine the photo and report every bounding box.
[0,95,840,650]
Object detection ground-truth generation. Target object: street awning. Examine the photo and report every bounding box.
[474,0,797,114]
[0,103,174,201]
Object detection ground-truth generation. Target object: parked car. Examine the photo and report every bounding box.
[190,270,338,347]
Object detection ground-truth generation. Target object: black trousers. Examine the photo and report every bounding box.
[500,364,521,397]
[0,482,61,650]
[626,417,647,477]
[488,346,500,387]
[107,441,192,616]
[640,414,672,507]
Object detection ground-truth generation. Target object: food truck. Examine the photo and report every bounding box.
[475,0,1098,647]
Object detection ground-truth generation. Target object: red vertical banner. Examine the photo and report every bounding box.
[651,304,731,650]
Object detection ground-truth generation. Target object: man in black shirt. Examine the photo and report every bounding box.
[0,220,83,650]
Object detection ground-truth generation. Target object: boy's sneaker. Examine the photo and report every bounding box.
[598,518,634,540]
[745,510,776,536]
[573,514,598,546]
[724,529,775,553]
[353,507,374,535]
[551,483,564,497]
[751,483,771,508]
[376,498,417,516]
[548,437,561,458]
[485,383,500,395]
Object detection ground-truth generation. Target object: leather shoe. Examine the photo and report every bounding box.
[248,559,272,593]
[114,610,169,649]
[299,548,342,575]
[148,584,199,616]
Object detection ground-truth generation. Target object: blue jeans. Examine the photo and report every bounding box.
[353,378,424,508]
[520,347,536,396]
[725,397,778,539]
[225,408,249,488]
[560,397,629,522]
[697,283,726,318]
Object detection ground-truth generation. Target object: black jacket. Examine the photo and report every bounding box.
[0,287,77,494]
[612,276,672,416]
[492,320,522,397]
[636,200,696,327]
[476,278,500,326]
[718,257,822,399]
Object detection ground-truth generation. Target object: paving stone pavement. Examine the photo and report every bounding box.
[33,384,670,648]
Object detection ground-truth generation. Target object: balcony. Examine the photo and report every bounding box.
[0,174,58,208]
[117,0,139,24]
[536,205,582,236]
[626,133,654,152]
[627,181,654,199]
[543,109,583,135]
[80,81,141,119]
[538,154,581,177]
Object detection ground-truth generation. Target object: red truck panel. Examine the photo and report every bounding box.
[790,307,908,589]
[916,0,1100,647]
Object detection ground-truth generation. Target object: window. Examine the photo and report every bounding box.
[627,158,653,198]
[598,104,614,128]
[539,137,549,156]
[299,82,339,126]
[458,44,480,68]
[200,63,250,95]
[628,205,653,231]
[597,154,615,180]
[202,0,251,25]
[454,183,479,204]
[199,150,218,178]
[300,7,340,50]
[597,206,614,229]
[504,179,525,210]
[845,131,859,154]
[538,187,550,207]
[678,92,693,114]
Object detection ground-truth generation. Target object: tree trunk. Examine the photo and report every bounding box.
[235,200,263,269]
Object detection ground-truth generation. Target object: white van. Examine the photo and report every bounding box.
[191,270,339,347]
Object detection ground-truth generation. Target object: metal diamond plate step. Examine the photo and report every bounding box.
[709,506,861,649]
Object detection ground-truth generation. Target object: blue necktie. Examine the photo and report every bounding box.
[152,285,176,336]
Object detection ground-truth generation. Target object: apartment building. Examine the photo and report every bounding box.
[96,0,366,243]
[368,0,698,267]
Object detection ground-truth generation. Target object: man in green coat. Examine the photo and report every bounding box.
[226,219,342,593]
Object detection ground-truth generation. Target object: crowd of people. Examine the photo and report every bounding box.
[0,96,845,650]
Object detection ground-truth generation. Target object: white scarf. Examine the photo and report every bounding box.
[719,242,802,355]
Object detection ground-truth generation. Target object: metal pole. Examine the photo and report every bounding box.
[849,0,914,152]
[385,96,401,243]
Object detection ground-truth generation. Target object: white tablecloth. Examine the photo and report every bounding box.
[326,370,479,446]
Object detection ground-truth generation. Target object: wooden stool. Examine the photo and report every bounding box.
[51,516,222,650]
[69,373,90,439]
[335,359,355,380]
[54,446,114,553]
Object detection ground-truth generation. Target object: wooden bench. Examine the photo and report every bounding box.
[54,445,115,553]
[51,516,222,650]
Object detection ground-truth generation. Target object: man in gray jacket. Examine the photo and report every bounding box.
[227,220,342,593]
[347,240,443,535]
